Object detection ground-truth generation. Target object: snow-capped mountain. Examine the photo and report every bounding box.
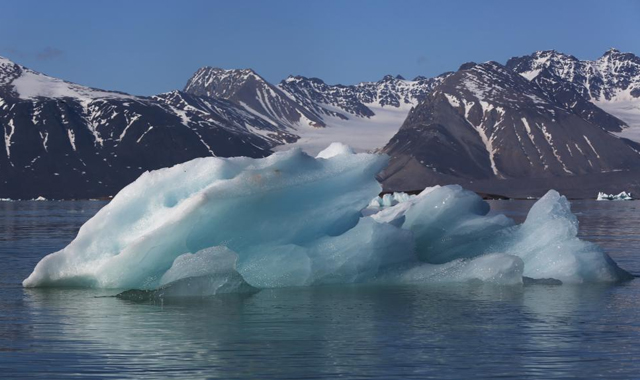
[1,56,442,198]
[275,74,450,153]
[0,57,274,199]
[278,73,449,119]
[4,47,640,199]
[379,60,640,196]
[183,67,326,132]
[153,90,299,145]
[184,67,449,154]
[506,49,640,138]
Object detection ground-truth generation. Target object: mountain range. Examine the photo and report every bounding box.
[380,48,640,197]
[1,48,639,199]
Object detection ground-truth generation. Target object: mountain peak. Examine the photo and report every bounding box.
[533,49,561,56]
[380,74,406,82]
[184,66,267,98]
[0,55,15,65]
[514,49,578,64]
[599,48,640,64]
[195,66,260,79]
[0,56,22,86]
[282,75,326,85]
[458,62,477,71]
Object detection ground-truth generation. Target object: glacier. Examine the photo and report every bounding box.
[23,144,631,294]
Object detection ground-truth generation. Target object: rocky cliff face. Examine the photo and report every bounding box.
[183,67,325,131]
[0,57,273,199]
[380,60,640,195]
[4,48,640,199]
[506,49,640,131]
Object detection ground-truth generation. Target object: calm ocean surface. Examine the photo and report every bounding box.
[1,199,639,379]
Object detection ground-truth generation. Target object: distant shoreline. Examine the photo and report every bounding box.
[2,192,629,202]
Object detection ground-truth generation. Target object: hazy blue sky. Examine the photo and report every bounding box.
[1,0,639,96]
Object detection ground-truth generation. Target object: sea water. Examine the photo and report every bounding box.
[1,200,640,379]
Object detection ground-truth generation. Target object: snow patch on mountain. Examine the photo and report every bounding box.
[275,102,413,155]
[508,49,640,141]
[10,67,132,103]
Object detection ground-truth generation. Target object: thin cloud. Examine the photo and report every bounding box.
[4,47,29,59]
[36,47,64,61]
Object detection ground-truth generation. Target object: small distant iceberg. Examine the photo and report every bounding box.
[596,191,633,201]
[32,196,48,201]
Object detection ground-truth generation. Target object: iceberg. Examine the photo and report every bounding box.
[597,191,633,201]
[23,144,631,294]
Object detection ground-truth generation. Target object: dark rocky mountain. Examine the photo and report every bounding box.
[0,57,274,199]
[153,90,298,145]
[0,57,446,199]
[183,67,326,131]
[278,76,375,120]
[507,49,640,101]
[506,49,640,131]
[277,73,450,120]
[4,48,640,199]
[379,60,640,197]
[184,67,449,154]
[527,68,627,133]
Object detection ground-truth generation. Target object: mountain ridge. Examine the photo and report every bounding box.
[380,50,640,197]
[2,48,640,198]
[0,57,275,199]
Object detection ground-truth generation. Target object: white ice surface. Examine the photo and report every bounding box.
[597,191,633,201]
[276,103,412,155]
[368,192,416,208]
[23,146,631,292]
[12,69,132,102]
[315,142,355,159]
[600,98,640,143]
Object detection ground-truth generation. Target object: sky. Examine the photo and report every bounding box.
[1,0,639,96]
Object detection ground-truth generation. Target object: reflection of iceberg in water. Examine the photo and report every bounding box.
[23,143,631,294]
[20,283,636,378]
[597,191,633,201]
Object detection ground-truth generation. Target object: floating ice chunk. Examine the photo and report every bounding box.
[117,273,257,300]
[597,191,633,201]
[373,187,630,283]
[401,185,514,264]
[392,253,525,286]
[368,192,416,208]
[508,190,630,282]
[120,247,258,299]
[23,147,388,289]
[159,247,238,286]
[620,191,633,200]
[23,146,631,293]
[391,187,629,283]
